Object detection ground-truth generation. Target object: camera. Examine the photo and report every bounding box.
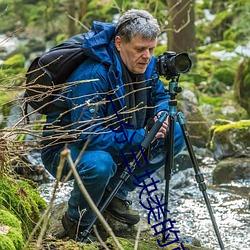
[156,51,192,79]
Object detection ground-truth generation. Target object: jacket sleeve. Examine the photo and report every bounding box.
[65,61,146,154]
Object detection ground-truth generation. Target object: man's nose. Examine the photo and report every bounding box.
[142,49,151,59]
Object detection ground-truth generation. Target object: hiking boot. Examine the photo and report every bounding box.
[105,196,140,225]
[61,213,98,243]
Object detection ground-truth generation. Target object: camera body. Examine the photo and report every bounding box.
[156,51,192,79]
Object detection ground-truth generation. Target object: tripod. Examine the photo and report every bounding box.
[82,77,225,249]
[162,76,225,249]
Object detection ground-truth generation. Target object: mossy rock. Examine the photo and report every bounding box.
[0,174,47,239]
[209,120,250,160]
[0,209,24,250]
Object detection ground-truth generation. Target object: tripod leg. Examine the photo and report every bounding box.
[81,157,138,240]
[177,112,225,250]
[162,114,175,243]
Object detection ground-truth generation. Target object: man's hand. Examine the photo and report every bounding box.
[154,111,169,139]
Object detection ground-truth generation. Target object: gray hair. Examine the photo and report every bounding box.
[115,9,160,43]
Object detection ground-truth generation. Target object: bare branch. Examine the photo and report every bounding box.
[63,148,124,250]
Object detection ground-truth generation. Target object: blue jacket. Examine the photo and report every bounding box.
[44,21,170,155]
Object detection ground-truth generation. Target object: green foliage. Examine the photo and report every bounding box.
[55,33,69,45]
[192,40,241,95]
[1,54,25,69]
[199,91,248,121]
[196,0,250,47]
[0,54,26,84]
[213,67,235,86]
[234,57,250,115]
[199,95,224,107]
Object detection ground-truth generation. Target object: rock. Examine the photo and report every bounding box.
[179,100,211,148]
[209,120,250,160]
[181,89,199,105]
[213,157,250,184]
[170,168,193,189]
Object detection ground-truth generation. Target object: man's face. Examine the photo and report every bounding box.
[115,35,157,74]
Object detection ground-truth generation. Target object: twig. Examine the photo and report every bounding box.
[68,14,89,31]
[134,219,142,250]
[93,225,110,250]
[61,148,124,250]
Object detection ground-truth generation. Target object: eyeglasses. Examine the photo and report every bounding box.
[115,17,139,35]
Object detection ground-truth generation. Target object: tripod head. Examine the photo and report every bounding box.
[168,76,182,100]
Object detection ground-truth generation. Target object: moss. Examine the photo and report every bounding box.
[213,67,235,86]
[199,95,224,107]
[0,54,26,86]
[213,120,250,133]
[0,174,47,239]
[208,10,234,42]
[209,120,250,151]
[7,228,24,249]
[0,209,21,229]
[0,235,16,250]
[199,90,248,121]
[217,40,237,51]
[106,237,192,250]
[0,209,24,249]
[1,54,25,69]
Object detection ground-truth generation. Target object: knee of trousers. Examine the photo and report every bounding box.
[76,150,117,182]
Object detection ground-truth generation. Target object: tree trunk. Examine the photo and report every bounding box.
[78,0,88,20]
[67,0,76,36]
[167,0,196,62]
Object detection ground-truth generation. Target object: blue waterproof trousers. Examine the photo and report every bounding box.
[41,122,185,226]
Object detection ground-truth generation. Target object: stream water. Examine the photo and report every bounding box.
[38,156,250,250]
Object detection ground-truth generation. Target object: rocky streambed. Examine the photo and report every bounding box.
[38,155,250,250]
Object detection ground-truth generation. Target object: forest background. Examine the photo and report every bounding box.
[0,0,250,249]
[0,0,250,125]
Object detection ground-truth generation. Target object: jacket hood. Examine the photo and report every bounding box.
[82,21,116,65]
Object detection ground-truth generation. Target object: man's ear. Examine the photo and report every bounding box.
[115,36,122,51]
